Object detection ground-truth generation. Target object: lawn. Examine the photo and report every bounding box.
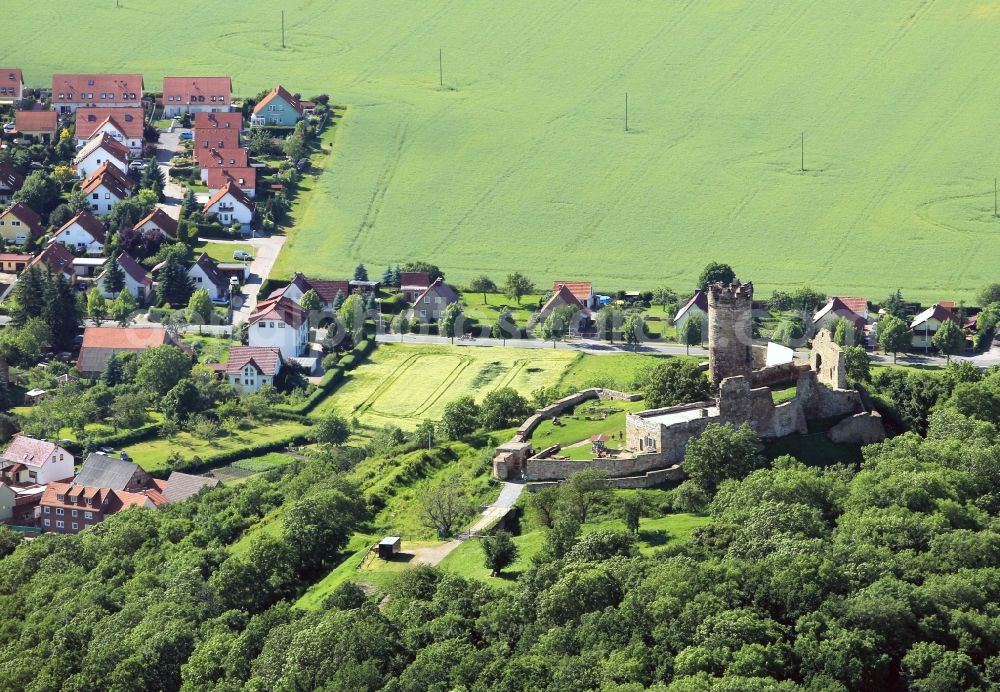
[437,512,710,584]
[530,398,648,458]
[121,420,310,472]
[557,352,695,392]
[182,335,234,364]
[456,292,546,327]
[312,343,576,428]
[195,241,254,264]
[6,2,998,300]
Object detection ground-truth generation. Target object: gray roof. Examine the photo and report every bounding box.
[163,471,219,503]
[74,453,141,491]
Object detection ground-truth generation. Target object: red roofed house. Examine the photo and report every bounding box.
[537,283,585,324]
[0,202,44,245]
[132,208,177,239]
[14,111,58,143]
[0,435,74,486]
[401,272,431,303]
[50,211,107,255]
[196,126,240,152]
[249,296,310,358]
[225,346,283,393]
[813,296,867,336]
[203,181,254,228]
[51,73,144,114]
[73,133,130,178]
[97,251,152,303]
[75,107,145,154]
[194,111,243,132]
[0,161,24,203]
[76,326,174,377]
[198,147,249,179]
[81,162,134,215]
[269,272,350,311]
[0,253,31,274]
[551,281,596,309]
[0,69,24,106]
[251,85,304,126]
[673,290,708,336]
[27,242,76,282]
[408,278,459,323]
[206,167,256,198]
[162,76,233,117]
[911,303,958,351]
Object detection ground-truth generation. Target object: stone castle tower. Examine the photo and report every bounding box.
[708,279,754,387]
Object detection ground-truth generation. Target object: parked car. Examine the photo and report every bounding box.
[128,160,147,171]
[179,131,193,140]
[2,123,14,133]
[233,250,253,261]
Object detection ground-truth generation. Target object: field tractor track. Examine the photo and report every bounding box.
[352,353,424,414]
[410,357,475,417]
[346,117,411,257]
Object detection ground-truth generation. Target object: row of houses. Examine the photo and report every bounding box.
[0,434,216,534]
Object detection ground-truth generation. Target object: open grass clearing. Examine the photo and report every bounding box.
[195,241,255,264]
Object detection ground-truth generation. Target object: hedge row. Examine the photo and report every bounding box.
[259,278,291,300]
[67,422,163,456]
[159,432,313,478]
[280,339,374,416]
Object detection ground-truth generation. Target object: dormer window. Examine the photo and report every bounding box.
[56,494,64,501]
[87,79,94,86]
[124,114,133,122]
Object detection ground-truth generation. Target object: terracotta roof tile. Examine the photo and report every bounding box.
[162,76,232,106]
[53,211,106,245]
[249,295,308,328]
[253,85,303,116]
[74,133,130,167]
[75,107,144,140]
[225,346,282,376]
[133,208,177,238]
[551,281,592,302]
[194,111,243,130]
[14,110,57,134]
[206,167,256,191]
[1,202,43,237]
[203,181,254,214]
[51,74,144,104]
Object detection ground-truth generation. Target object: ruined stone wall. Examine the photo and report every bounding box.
[796,370,863,419]
[828,411,887,445]
[526,452,687,482]
[810,329,847,389]
[749,362,810,388]
[718,375,808,439]
[708,280,754,387]
[625,401,715,453]
[513,388,639,442]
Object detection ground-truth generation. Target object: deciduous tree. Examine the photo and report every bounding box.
[503,272,535,305]
[878,314,911,363]
[481,530,518,577]
[469,275,497,304]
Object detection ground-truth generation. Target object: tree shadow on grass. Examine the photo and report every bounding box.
[638,529,670,547]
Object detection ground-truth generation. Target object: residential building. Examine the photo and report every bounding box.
[0,69,24,106]
[0,484,45,526]
[248,296,309,358]
[40,481,164,533]
[72,257,107,279]
[401,272,431,303]
[76,326,173,377]
[812,296,867,335]
[196,127,240,152]
[551,281,596,309]
[81,162,134,215]
[0,162,24,203]
[206,167,257,198]
[97,251,151,302]
[0,436,74,485]
[132,208,177,239]
[194,111,243,132]
[203,181,254,228]
[911,303,958,350]
[74,133,130,178]
[268,272,350,310]
[536,283,585,325]
[161,76,233,117]
[75,107,145,154]
[26,242,76,282]
[409,278,459,322]
[251,85,304,126]
[0,253,30,273]
[673,290,708,335]
[197,147,249,181]
[0,202,44,244]
[13,111,58,143]
[50,211,107,255]
[161,472,219,503]
[225,346,283,393]
[51,74,144,113]
[189,252,229,301]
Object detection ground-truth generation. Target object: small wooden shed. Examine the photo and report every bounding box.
[377,536,401,559]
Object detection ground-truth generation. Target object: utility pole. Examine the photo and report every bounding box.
[281,11,285,49]
[439,49,443,87]
[625,92,629,132]
[994,177,997,217]
[800,132,804,172]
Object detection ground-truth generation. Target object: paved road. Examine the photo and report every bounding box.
[154,128,184,218]
[375,332,712,357]
[412,481,526,567]
[204,235,287,324]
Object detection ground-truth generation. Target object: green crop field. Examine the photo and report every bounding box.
[314,344,576,428]
[6,1,1000,300]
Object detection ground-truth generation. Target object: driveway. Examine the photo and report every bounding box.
[204,235,287,324]
[154,128,185,218]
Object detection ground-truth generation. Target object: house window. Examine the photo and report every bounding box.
[56,508,64,516]
[43,507,50,514]
[56,521,64,528]
[71,509,78,517]
[84,512,92,520]
[278,322,285,328]
[92,193,98,200]
[43,519,50,527]
[71,523,78,530]
[56,494,64,501]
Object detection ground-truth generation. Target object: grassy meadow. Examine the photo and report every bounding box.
[4,2,1000,300]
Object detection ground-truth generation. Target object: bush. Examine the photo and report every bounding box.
[321,353,339,371]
